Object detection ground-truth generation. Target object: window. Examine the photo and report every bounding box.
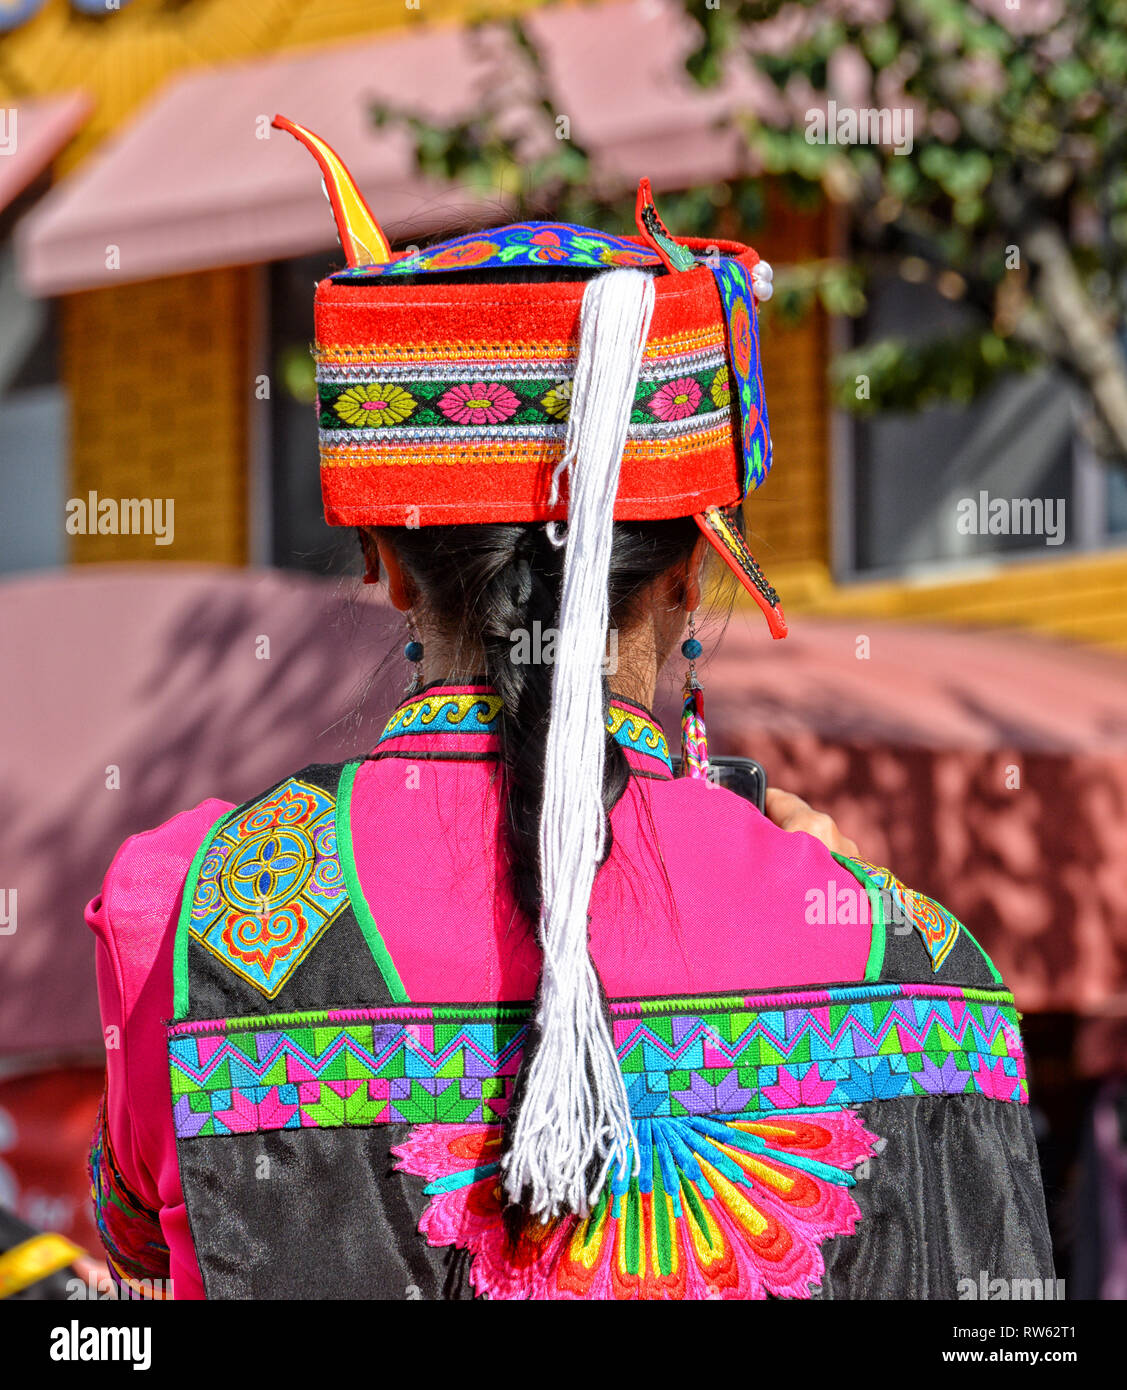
[268,254,358,575]
[843,273,1113,577]
[0,240,66,575]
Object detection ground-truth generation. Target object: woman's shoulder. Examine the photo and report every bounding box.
[831,852,1007,990]
[629,778,876,987]
[637,776,1006,992]
[86,798,235,991]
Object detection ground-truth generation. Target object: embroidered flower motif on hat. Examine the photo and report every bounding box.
[730,298,753,377]
[526,229,569,262]
[743,401,761,456]
[333,383,417,427]
[599,245,656,267]
[424,239,499,271]
[648,376,703,422]
[394,1108,877,1300]
[710,367,731,409]
[438,382,521,425]
[541,381,573,421]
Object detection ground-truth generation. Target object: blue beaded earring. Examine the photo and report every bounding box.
[679,611,709,779]
[404,616,423,695]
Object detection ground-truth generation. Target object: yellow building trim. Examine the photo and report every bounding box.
[745,550,1127,651]
[1,0,548,170]
[746,307,829,570]
[64,268,250,565]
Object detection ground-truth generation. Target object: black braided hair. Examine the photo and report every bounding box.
[370,514,749,1241]
[368,517,702,927]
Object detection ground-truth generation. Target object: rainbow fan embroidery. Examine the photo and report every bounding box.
[393,1109,877,1300]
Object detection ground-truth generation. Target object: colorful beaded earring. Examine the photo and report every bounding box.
[680,611,709,779]
[404,617,423,695]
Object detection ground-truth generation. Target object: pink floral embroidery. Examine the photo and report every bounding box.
[527,229,568,261]
[600,245,655,266]
[437,382,521,425]
[975,1055,1025,1103]
[648,376,703,421]
[760,1065,839,1110]
[393,1109,877,1300]
[731,298,753,375]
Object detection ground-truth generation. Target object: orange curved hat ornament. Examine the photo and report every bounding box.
[273,114,392,267]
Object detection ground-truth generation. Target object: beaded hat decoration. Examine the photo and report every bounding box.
[275,115,786,640]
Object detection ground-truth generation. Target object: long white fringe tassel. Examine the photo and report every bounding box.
[501,268,656,1220]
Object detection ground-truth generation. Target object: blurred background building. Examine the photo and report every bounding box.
[1,0,1125,1295]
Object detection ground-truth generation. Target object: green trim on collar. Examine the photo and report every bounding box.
[172,809,234,1021]
[335,760,410,1004]
[831,852,887,984]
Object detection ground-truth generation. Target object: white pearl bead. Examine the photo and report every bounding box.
[752,258,774,300]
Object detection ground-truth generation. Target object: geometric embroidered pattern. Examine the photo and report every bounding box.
[376,689,673,774]
[168,984,1028,1139]
[840,856,963,971]
[169,1007,526,1138]
[187,778,347,999]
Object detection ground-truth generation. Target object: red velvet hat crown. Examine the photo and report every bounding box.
[276,115,785,637]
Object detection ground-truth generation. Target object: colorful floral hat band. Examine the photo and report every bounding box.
[276,115,786,639]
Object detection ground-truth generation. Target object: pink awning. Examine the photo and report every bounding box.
[15,1,770,296]
[0,92,91,215]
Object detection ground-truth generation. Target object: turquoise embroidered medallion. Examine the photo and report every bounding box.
[187,778,348,998]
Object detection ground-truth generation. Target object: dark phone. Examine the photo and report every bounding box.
[669,755,767,813]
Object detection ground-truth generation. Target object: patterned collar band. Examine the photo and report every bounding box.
[372,685,674,779]
[273,116,785,641]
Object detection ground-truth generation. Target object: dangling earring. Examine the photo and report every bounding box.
[404,615,424,696]
[680,611,709,779]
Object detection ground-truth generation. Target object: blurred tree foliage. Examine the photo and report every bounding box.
[374,0,1127,461]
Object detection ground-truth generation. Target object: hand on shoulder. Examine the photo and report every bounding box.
[765,787,860,858]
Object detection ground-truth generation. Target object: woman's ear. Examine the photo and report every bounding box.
[358,530,380,586]
[373,535,416,612]
[683,533,711,613]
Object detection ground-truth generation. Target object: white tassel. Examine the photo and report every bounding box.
[501,268,656,1220]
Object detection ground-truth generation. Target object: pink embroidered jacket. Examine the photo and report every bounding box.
[87,685,1049,1300]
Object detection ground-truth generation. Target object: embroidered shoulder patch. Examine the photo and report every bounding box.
[844,856,962,971]
[188,778,347,998]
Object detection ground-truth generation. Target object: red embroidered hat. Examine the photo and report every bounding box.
[277,115,785,639]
